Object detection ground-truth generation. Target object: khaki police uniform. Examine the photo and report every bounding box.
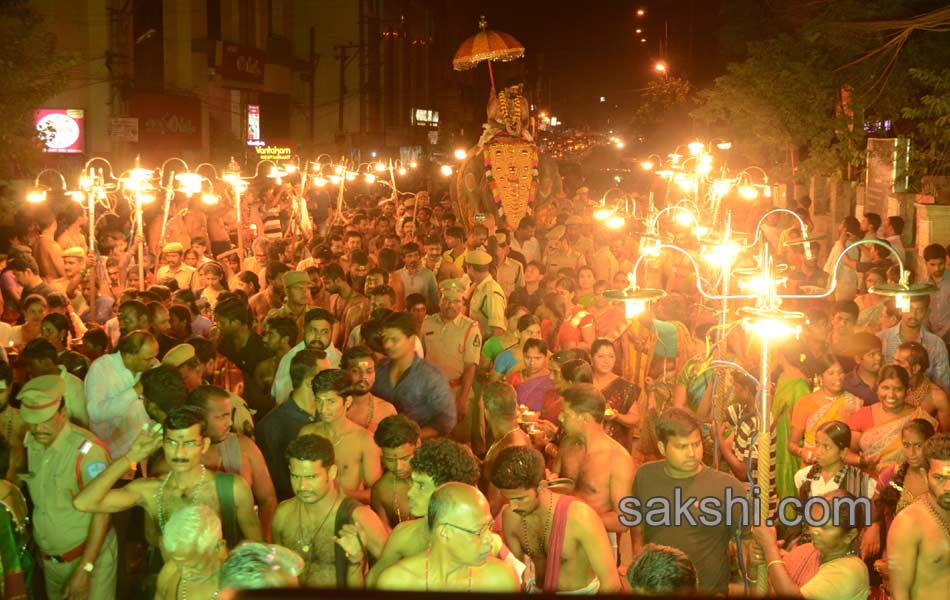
[156,242,195,290]
[425,280,484,448]
[466,252,507,337]
[21,376,117,599]
[544,225,586,274]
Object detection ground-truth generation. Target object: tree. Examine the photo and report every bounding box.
[629,77,692,149]
[902,68,950,177]
[692,0,950,183]
[0,1,74,177]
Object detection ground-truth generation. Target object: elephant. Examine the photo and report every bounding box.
[455,142,561,232]
[453,83,562,232]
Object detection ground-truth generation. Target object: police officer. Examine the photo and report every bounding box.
[465,250,507,339]
[22,374,117,599]
[421,279,481,445]
[156,242,195,290]
[544,225,586,275]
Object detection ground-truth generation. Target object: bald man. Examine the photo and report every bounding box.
[375,483,520,592]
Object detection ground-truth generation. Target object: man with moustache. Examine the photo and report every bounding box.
[22,375,118,599]
[271,307,340,406]
[185,385,277,540]
[342,346,396,433]
[394,242,439,311]
[271,434,388,588]
[375,483,520,592]
[421,279,480,445]
[85,330,159,457]
[322,263,370,349]
[73,407,263,584]
[423,235,463,282]
[298,369,382,503]
[492,446,620,593]
[887,433,950,600]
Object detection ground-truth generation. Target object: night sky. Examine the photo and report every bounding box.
[444,0,724,129]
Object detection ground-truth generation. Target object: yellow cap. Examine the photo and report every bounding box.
[61,247,86,259]
[465,250,493,266]
[439,278,467,299]
[162,343,196,368]
[283,271,309,288]
[162,242,184,255]
[18,375,66,424]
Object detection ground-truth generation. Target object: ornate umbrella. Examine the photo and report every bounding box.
[453,16,525,89]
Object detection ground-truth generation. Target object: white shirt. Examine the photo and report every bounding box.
[271,340,342,405]
[85,352,150,457]
[884,234,906,265]
[510,235,541,265]
[794,466,876,498]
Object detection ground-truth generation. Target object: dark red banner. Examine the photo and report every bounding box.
[220,41,265,84]
[128,93,202,152]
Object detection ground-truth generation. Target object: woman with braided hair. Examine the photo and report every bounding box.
[794,420,876,507]
[864,418,935,565]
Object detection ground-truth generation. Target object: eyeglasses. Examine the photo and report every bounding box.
[442,520,493,538]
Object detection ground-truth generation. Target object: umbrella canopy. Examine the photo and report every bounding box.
[453,16,524,87]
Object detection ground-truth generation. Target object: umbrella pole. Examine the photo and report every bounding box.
[487,60,496,90]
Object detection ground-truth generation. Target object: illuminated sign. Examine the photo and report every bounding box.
[247,105,260,141]
[35,109,85,153]
[412,108,439,127]
[254,145,292,161]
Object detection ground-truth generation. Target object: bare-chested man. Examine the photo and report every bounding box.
[887,433,950,600]
[366,438,481,586]
[481,381,531,515]
[298,369,382,503]
[554,383,634,557]
[342,346,397,433]
[375,483,520,592]
[73,406,263,555]
[492,445,621,593]
[371,415,420,529]
[895,342,950,431]
[155,505,225,600]
[271,434,388,588]
[185,385,277,539]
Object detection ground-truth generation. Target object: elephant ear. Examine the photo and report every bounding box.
[455,154,488,232]
[533,154,562,212]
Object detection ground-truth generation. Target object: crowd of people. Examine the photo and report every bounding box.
[0,173,947,600]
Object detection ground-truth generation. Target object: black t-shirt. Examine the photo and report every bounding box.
[219,331,274,415]
[256,400,317,501]
[631,460,750,594]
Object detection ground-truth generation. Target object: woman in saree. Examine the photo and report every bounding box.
[789,355,863,464]
[0,435,30,599]
[491,315,543,385]
[773,341,814,519]
[590,339,640,449]
[848,364,937,478]
[553,277,595,352]
[854,268,888,333]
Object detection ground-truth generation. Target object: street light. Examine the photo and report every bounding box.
[440,164,453,177]
[654,62,668,74]
[453,148,468,161]
[636,8,645,17]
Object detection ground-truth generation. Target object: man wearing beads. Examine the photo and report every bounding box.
[297,369,382,504]
[366,438,481,586]
[492,445,621,593]
[370,415,421,529]
[887,433,950,600]
[271,434,388,588]
[375,483,520,592]
[73,406,263,558]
